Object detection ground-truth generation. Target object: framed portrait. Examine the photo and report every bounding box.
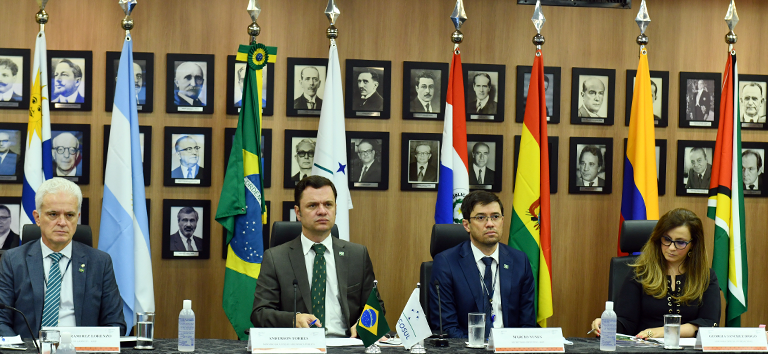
[0,48,30,110]
[514,136,559,194]
[51,124,91,185]
[48,50,93,111]
[0,197,21,250]
[463,63,506,122]
[224,127,272,188]
[283,130,317,188]
[223,200,270,259]
[345,59,392,119]
[738,75,768,130]
[282,201,297,221]
[103,125,152,186]
[571,68,615,126]
[679,72,721,129]
[741,142,768,197]
[0,123,27,183]
[402,61,449,120]
[466,134,503,192]
[569,137,613,194]
[286,58,327,117]
[78,197,89,225]
[163,126,212,187]
[401,132,441,191]
[105,51,154,113]
[165,53,215,114]
[623,138,667,196]
[347,131,390,190]
[162,199,210,259]
[625,70,669,127]
[227,55,274,116]
[516,65,561,124]
[675,140,715,196]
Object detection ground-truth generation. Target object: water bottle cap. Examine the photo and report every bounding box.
[605,301,613,310]
[61,331,71,343]
[183,299,192,309]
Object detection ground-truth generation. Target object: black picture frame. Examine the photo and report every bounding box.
[679,72,721,129]
[466,134,504,192]
[0,48,30,110]
[571,67,615,126]
[675,140,716,196]
[163,126,212,187]
[401,132,442,191]
[286,58,327,117]
[105,51,154,113]
[79,197,89,225]
[0,122,27,184]
[0,196,22,240]
[742,142,768,197]
[464,63,506,122]
[224,127,272,188]
[625,70,669,127]
[347,131,390,190]
[162,199,210,259]
[516,65,561,124]
[51,123,91,185]
[165,53,215,114]
[345,59,392,119]
[569,137,613,194]
[282,201,297,221]
[513,136,559,194]
[48,50,93,111]
[283,129,318,189]
[223,200,270,259]
[738,75,768,130]
[103,125,152,186]
[227,55,274,116]
[622,138,667,196]
[402,61,449,121]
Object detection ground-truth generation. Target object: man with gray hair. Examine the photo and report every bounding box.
[174,62,205,106]
[0,204,19,250]
[52,132,81,177]
[170,207,202,252]
[291,139,316,182]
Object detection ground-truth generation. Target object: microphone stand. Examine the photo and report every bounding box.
[292,279,299,329]
[0,304,41,354]
[431,281,449,347]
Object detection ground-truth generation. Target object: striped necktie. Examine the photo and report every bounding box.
[42,252,64,327]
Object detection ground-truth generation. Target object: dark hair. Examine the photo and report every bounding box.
[0,59,18,76]
[460,191,504,220]
[56,59,83,80]
[294,175,338,207]
[690,147,707,159]
[300,66,320,80]
[543,75,550,85]
[357,139,377,153]
[414,71,436,87]
[359,69,379,83]
[579,145,604,168]
[472,72,492,87]
[472,142,490,155]
[0,205,10,215]
[742,149,763,171]
[177,206,198,220]
[650,80,658,96]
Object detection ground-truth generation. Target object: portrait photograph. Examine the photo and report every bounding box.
[623,138,667,195]
[571,68,615,125]
[105,51,154,113]
[227,55,274,116]
[402,61,449,121]
[103,125,151,186]
[347,131,389,191]
[675,140,715,196]
[738,75,768,130]
[162,199,211,259]
[0,48,30,110]
[679,72,721,129]
[223,200,270,259]
[516,65,561,124]
[569,137,613,194]
[166,53,215,114]
[48,50,92,111]
[467,134,503,192]
[344,59,392,119]
[625,70,669,127]
[0,197,21,251]
[163,126,212,187]
[463,63,506,122]
[741,142,767,197]
[51,124,91,185]
[286,58,327,117]
[283,129,317,189]
[401,132,441,191]
[224,127,272,188]
[514,135,558,194]
[0,123,26,183]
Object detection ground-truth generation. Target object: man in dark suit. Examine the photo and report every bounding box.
[252,176,385,337]
[430,191,535,339]
[469,142,495,185]
[740,82,766,123]
[0,131,20,175]
[408,142,437,182]
[693,80,711,121]
[651,80,661,121]
[0,59,22,102]
[0,178,126,337]
[742,149,763,191]
[52,132,82,177]
[51,59,85,104]
[468,73,497,115]
[0,205,19,250]
[171,135,205,179]
[686,147,711,189]
[349,140,381,183]
[294,66,323,110]
[290,139,315,182]
[576,145,605,187]
[352,69,384,111]
[173,62,205,106]
[410,71,438,113]
[577,77,606,118]
[169,207,203,252]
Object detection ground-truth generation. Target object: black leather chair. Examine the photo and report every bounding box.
[419,224,470,329]
[269,221,339,248]
[21,224,93,247]
[608,219,657,302]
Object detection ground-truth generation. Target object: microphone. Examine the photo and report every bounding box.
[292,279,299,329]
[0,303,41,354]
[430,280,449,347]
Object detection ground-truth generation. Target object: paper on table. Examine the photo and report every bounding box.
[0,335,24,345]
[325,338,363,347]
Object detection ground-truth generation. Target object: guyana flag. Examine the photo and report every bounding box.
[356,287,390,348]
[707,51,747,327]
[509,49,553,327]
[216,42,276,339]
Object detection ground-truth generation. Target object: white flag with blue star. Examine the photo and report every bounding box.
[396,287,432,349]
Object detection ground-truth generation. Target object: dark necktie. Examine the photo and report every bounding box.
[309,102,315,109]
[302,174,307,180]
[425,103,431,113]
[749,184,755,190]
[359,166,368,182]
[42,253,64,327]
[482,257,494,338]
[310,244,327,327]
[478,170,484,184]
[418,166,424,181]
[186,238,193,251]
[589,181,594,187]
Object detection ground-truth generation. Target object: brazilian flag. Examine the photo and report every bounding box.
[356,288,390,347]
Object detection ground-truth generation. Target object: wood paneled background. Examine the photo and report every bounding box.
[1,0,767,339]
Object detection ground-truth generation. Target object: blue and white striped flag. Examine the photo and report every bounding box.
[98,35,154,334]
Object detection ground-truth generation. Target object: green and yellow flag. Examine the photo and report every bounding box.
[356,287,390,348]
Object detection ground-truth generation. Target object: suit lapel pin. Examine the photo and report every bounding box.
[79,264,85,272]
[503,264,509,269]
[338,251,344,256]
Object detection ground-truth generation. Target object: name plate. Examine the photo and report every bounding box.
[488,328,564,353]
[43,326,120,352]
[696,328,768,352]
[250,328,326,353]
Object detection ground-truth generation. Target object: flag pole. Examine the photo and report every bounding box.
[725,0,738,51]
[635,0,650,55]
[531,0,545,52]
[451,0,467,48]
[35,0,49,32]
[325,0,340,46]
[119,0,136,38]
[247,0,261,44]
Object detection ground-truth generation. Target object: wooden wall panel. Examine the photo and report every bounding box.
[1,0,767,339]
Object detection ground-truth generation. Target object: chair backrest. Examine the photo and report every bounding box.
[269,221,339,248]
[608,255,638,302]
[429,224,470,259]
[21,224,93,248]
[419,261,435,329]
[608,219,657,301]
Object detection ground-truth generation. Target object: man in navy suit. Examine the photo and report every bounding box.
[0,178,126,337]
[51,59,85,104]
[173,62,205,106]
[171,136,204,179]
[430,191,535,339]
[0,131,20,175]
[169,207,203,252]
[0,59,22,102]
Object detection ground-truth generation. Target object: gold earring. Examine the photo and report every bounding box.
[687,252,692,257]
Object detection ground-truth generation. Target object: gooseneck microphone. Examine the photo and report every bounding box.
[431,280,449,347]
[292,279,299,329]
[0,303,41,354]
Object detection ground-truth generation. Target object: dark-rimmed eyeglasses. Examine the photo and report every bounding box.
[660,235,692,249]
[297,150,315,158]
[468,214,503,223]
[53,147,79,155]
[177,146,200,153]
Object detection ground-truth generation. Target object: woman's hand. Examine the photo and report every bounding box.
[591,318,601,336]
[636,327,663,339]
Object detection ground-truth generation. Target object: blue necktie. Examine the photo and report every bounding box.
[482,257,494,338]
[42,253,63,327]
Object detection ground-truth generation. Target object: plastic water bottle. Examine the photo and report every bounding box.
[57,331,76,354]
[178,299,195,352]
[600,301,617,351]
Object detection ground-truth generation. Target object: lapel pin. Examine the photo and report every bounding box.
[503,264,509,269]
[79,264,85,272]
[339,251,344,256]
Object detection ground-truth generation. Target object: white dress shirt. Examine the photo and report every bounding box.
[418,98,432,112]
[302,94,318,109]
[52,91,79,103]
[181,235,199,252]
[470,242,503,329]
[0,228,9,248]
[0,89,15,101]
[300,234,346,337]
[476,96,489,111]
[0,151,8,164]
[473,164,487,184]
[358,161,374,182]
[180,164,199,179]
[41,240,76,327]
